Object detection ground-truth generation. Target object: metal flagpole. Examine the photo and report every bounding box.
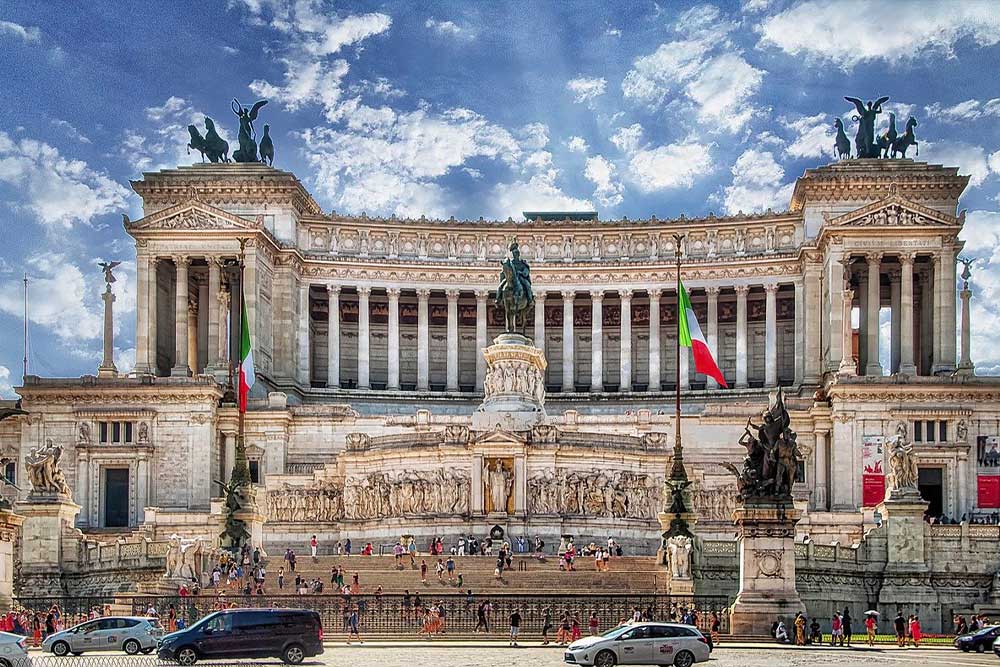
[22,273,28,381]
[665,233,692,537]
[231,237,251,489]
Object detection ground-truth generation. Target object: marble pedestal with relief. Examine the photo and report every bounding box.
[729,501,804,636]
[16,496,79,596]
[0,509,22,610]
[472,332,547,432]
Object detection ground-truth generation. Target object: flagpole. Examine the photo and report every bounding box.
[665,232,691,538]
[22,273,28,381]
[231,237,251,489]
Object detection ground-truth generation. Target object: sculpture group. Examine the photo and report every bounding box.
[527,469,662,519]
[25,440,71,498]
[495,241,534,334]
[341,469,471,520]
[721,390,802,501]
[835,95,918,159]
[187,98,274,165]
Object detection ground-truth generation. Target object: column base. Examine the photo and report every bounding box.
[171,365,191,377]
[897,363,917,376]
[97,364,118,378]
[957,361,975,376]
[865,363,883,376]
[838,359,856,376]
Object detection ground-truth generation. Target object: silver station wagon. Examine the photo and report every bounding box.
[42,616,162,656]
[565,622,711,667]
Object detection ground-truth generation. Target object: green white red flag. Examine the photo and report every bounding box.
[678,281,728,388]
[238,292,255,413]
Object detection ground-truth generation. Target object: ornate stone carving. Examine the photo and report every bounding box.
[667,535,693,579]
[754,549,783,577]
[527,468,662,519]
[886,422,919,499]
[345,433,370,451]
[484,458,513,514]
[720,390,802,500]
[481,335,547,411]
[137,422,150,445]
[443,425,470,446]
[690,480,738,522]
[164,535,204,581]
[342,469,470,520]
[25,440,72,498]
[77,423,90,447]
[267,482,344,522]
[530,424,559,445]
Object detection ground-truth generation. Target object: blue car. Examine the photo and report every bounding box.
[954,625,999,653]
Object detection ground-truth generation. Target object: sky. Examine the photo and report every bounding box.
[1,0,1000,396]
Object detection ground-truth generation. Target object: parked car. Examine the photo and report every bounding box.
[0,631,31,667]
[42,616,162,656]
[564,622,711,667]
[157,608,323,665]
[955,625,1000,652]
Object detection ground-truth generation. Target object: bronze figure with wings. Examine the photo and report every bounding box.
[232,98,269,163]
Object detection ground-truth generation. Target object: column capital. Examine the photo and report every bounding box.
[358,286,372,297]
[763,282,779,294]
[534,290,547,301]
[866,251,884,264]
[326,284,341,296]
[445,288,460,301]
[561,289,576,300]
[590,289,604,301]
[172,254,190,266]
[619,288,633,300]
[386,287,401,299]
[898,252,916,267]
[734,284,750,296]
[648,288,662,300]
[843,288,855,302]
[416,288,431,300]
[705,286,721,297]
[475,289,489,301]
[887,268,901,282]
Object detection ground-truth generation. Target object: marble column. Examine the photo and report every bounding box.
[857,269,868,371]
[620,289,633,391]
[705,286,720,389]
[940,244,958,373]
[919,269,934,375]
[813,429,829,511]
[793,280,804,386]
[889,268,901,374]
[590,290,604,392]
[326,285,340,388]
[533,291,546,354]
[171,255,190,376]
[446,289,460,391]
[134,254,152,374]
[357,286,371,390]
[148,258,159,375]
[562,290,575,392]
[735,285,749,389]
[207,258,221,370]
[899,254,917,375]
[197,277,209,373]
[475,290,488,392]
[839,289,856,375]
[297,284,311,386]
[959,280,974,375]
[764,283,778,387]
[387,288,401,390]
[827,255,849,373]
[217,287,230,374]
[98,284,117,377]
[803,263,822,384]
[648,289,662,391]
[416,288,430,391]
[187,301,198,375]
[865,252,883,376]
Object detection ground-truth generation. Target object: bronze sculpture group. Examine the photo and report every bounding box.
[721,390,802,501]
[186,98,274,166]
[836,95,918,159]
[495,241,535,334]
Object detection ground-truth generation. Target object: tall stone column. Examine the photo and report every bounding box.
[764,283,778,387]
[705,286,720,389]
[98,283,117,377]
[134,254,152,374]
[197,277,209,373]
[446,289,460,391]
[940,243,958,373]
[187,301,198,375]
[899,254,917,375]
[562,290,575,392]
[865,252,883,376]
[533,291,546,355]
[148,258,159,375]
[207,258,221,370]
[803,263,822,384]
[357,286,371,390]
[171,255,190,377]
[475,290,488,392]
[958,273,975,375]
[793,280,804,386]
[297,284,311,386]
[416,288,430,391]
[919,268,934,375]
[813,428,829,511]
[590,290,604,392]
[827,255,849,373]
[889,269,901,374]
[620,289,633,391]
[217,287,230,376]
[648,289,662,391]
[839,289,856,375]
[326,285,340,388]
[387,288,401,390]
[735,285,749,389]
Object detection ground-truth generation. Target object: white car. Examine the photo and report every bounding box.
[0,631,30,667]
[564,622,711,667]
[42,616,162,656]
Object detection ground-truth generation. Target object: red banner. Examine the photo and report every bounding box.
[862,436,886,506]
[863,475,886,507]
[978,476,1000,509]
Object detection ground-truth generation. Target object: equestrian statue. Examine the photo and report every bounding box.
[495,241,535,335]
[834,95,919,161]
[181,98,276,165]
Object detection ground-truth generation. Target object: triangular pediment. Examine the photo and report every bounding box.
[824,194,961,228]
[126,200,262,232]
[473,429,527,446]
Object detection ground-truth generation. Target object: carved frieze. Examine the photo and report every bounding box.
[527,468,662,519]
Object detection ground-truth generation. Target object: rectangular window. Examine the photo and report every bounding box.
[926,421,935,442]
[125,422,133,444]
[3,462,15,485]
[913,421,922,442]
[249,460,260,484]
[111,422,121,443]
[940,421,947,442]
[99,422,108,444]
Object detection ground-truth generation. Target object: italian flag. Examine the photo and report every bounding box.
[678,281,728,388]
[238,292,255,413]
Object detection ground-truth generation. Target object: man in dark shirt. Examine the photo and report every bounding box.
[894,611,907,647]
[509,609,522,647]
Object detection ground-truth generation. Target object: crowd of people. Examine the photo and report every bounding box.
[955,613,993,635]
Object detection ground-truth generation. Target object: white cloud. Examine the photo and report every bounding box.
[566,76,607,105]
[758,1,1000,69]
[489,171,592,220]
[0,20,40,43]
[960,210,1000,375]
[425,18,470,38]
[720,149,794,214]
[605,27,622,38]
[611,124,644,154]
[566,136,589,153]
[115,347,136,374]
[517,123,549,151]
[50,119,91,144]
[0,254,102,341]
[628,142,713,193]
[925,98,1000,123]
[0,366,12,399]
[921,141,991,188]
[782,113,833,160]
[0,132,130,229]
[584,155,623,208]
[742,0,773,11]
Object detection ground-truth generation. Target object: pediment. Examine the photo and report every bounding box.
[126,200,262,232]
[824,194,961,228]
[473,429,527,446]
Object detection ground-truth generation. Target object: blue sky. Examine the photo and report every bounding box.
[2,0,1000,395]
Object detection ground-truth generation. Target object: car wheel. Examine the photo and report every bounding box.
[51,641,70,657]
[961,647,969,652]
[0,657,11,667]
[977,644,985,653]
[674,650,695,667]
[176,647,199,665]
[123,639,142,655]
[282,643,306,664]
[595,649,617,667]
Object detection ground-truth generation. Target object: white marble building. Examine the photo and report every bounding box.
[2,157,997,554]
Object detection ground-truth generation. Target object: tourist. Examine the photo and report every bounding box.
[842,608,853,646]
[351,572,360,595]
[517,536,526,553]
[474,600,490,633]
[955,615,968,635]
[571,614,582,642]
[346,606,361,645]
[456,572,464,588]
[345,538,352,556]
[794,612,806,645]
[310,534,318,562]
[830,612,842,646]
[288,549,297,572]
[167,605,177,633]
[557,611,572,645]
[437,600,447,634]
[446,555,456,582]
[894,610,906,647]
[436,558,445,583]
[775,620,789,644]
[909,615,922,648]
[710,611,721,645]
[809,617,821,644]
[408,539,417,567]
[541,606,553,645]
[509,608,522,646]
[335,540,343,555]
[420,559,428,584]
[589,611,600,635]
[402,590,412,620]
[865,613,877,646]
[534,536,544,553]
[361,542,373,556]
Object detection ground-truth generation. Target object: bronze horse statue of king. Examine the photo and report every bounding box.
[496,241,535,335]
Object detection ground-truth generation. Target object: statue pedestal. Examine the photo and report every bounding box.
[729,500,804,636]
[472,333,547,432]
[877,492,928,568]
[16,496,80,596]
[0,509,22,611]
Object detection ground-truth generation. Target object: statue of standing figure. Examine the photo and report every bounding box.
[485,459,513,514]
[231,98,268,163]
[667,535,693,579]
[845,95,889,158]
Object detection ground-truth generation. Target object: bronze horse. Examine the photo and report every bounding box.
[875,112,897,158]
[497,261,533,334]
[187,118,230,163]
[891,117,918,158]
[833,118,851,159]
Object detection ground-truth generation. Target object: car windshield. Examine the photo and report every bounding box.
[975,625,998,635]
[186,612,219,632]
[599,624,633,639]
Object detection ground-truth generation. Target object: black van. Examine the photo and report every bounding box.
[157,608,323,665]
